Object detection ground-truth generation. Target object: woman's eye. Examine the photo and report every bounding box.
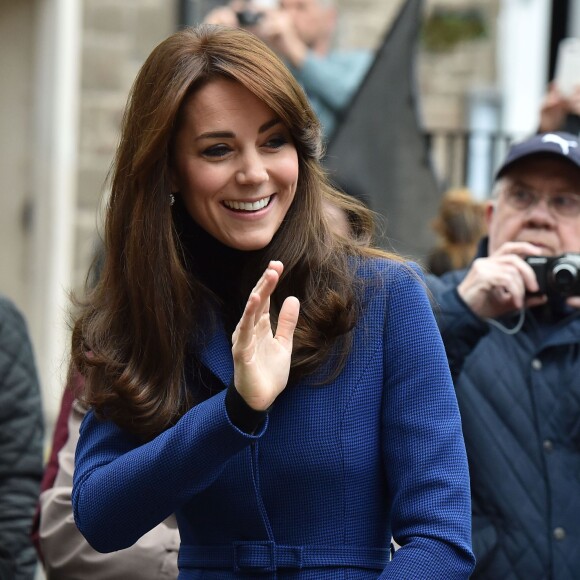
[203,144,231,158]
[264,135,288,149]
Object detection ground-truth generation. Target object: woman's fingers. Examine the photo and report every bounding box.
[250,261,282,302]
[256,267,277,320]
[233,292,260,353]
[232,261,284,345]
[251,261,283,322]
[274,296,300,349]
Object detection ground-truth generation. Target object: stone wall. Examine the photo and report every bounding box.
[0,0,35,313]
[419,0,499,129]
[73,0,176,290]
[418,0,500,187]
[336,0,405,50]
[336,0,499,130]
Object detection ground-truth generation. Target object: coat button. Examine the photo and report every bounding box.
[553,527,566,541]
[531,358,542,370]
[543,440,553,452]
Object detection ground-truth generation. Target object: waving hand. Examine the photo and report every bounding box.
[232,261,300,411]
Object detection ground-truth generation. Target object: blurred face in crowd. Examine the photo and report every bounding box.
[171,78,299,251]
[487,156,580,255]
[279,0,335,48]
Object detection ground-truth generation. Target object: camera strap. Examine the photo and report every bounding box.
[486,308,526,335]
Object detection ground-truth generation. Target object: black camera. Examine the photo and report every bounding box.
[236,10,264,26]
[525,253,580,297]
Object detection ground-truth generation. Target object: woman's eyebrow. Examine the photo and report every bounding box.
[258,118,282,133]
[196,130,234,141]
[195,119,282,142]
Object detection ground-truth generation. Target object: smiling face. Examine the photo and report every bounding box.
[171,78,299,251]
[487,156,580,255]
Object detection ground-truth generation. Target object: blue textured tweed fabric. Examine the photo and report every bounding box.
[73,259,475,578]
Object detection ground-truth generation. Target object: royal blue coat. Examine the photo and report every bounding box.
[72,259,475,578]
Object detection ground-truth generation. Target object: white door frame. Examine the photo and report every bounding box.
[30,0,82,427]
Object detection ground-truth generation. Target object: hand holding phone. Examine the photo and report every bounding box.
[555,38,580,98]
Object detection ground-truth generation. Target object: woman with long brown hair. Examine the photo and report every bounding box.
[71,24,474,579]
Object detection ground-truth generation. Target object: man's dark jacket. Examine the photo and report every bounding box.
[426,241,580,579]
[0,296,44,579]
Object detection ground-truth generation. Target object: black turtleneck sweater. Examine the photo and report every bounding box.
[173,196,269,433]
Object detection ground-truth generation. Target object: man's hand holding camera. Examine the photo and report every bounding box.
[205,1,308,69]
[459,240,580,319]
[203,1,269,29]
[458,242,549,319]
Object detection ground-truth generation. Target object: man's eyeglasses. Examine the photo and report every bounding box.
[502,186,580,218]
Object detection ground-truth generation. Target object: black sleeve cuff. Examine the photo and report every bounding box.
[225,383,268,434]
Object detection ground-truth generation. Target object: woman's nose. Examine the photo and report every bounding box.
[236,151,269,185]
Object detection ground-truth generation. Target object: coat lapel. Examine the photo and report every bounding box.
[198,324,234,387]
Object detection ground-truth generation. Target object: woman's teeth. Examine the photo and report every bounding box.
[223,196,271,211]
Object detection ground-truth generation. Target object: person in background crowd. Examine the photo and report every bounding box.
[204,0,373,140]
[0,295,44,580]
[32,370,180,579]
[427,187,486,276]
[539,81,580,135]
[70,24,474,578]
[427,131,580,579]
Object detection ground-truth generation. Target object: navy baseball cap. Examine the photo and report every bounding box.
[495,132,580,180]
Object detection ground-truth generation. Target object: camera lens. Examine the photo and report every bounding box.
[236,10,263,26]
[552,262,578,295]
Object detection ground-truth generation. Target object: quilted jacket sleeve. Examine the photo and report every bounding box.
[0,296,44,579]
[290,50,372,114]
[426,272,489,381]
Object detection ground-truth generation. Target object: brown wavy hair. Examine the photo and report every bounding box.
[71,24,395,439]
[428,187,486,275]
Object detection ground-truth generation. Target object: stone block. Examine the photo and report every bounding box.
[131,2,176,63]
[79,99,124,157]
[81,38,129,91]
[76,164,110,207]
[83,2,129,34]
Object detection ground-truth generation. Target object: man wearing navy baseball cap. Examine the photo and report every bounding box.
[427,131,580,579]
[497,131,580,178]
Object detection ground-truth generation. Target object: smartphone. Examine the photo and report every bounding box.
[555,38,580,97]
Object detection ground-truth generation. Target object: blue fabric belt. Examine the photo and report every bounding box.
[179,542,390,573]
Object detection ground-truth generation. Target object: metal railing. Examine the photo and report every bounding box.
[424,129,522,197]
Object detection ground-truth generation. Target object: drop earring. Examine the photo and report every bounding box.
[169,193,175,206]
